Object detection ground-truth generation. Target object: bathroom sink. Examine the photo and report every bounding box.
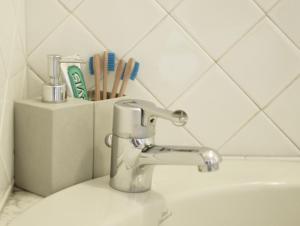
[9,159,300,226]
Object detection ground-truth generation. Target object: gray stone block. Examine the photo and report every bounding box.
[14,98,94,196]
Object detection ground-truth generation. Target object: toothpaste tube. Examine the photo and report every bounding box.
[60,55,88,100]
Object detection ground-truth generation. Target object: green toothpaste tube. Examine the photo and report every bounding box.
[60,55,88,100]
[68,65,88,100]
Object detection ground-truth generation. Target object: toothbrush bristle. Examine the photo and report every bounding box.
[121,63,127,80]
[108,52,115,71]
[89,57,94,75]
[130,62,139,80]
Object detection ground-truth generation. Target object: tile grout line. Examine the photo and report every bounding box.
[27,15,70,58]
[0,82,12,183]
[27,1,71,57]
[252,0,300,51]
[219,109,300,154]
[24,0,28,58]
[167,2,266,63]
[0,78,9,137]
[58,0,170,57]
[59,0,110,49]
[7,28,19,77]
[57,0,87,14]
[10,0,27,57]
[71,13,108,49]
[0,49,8,79]
[16,28,26,60]
[121,14,169,59]
[135,78,168,108]
[262,74,300,110]
[153,0,184,13]
[267,16,300,50]
[218,1,288,62]
[253,0,282,12]
[169,12,215,61]
[27,65,46,83]
[217,111,261,151]
[57,0,73,13]
[216,15,265,61]
[120,0,182,59]
[11,65,27,79]
[263,111,300,151]
[71,0,168,57]
[28,2,83,59]
[265,0,282,12]
[166,63,215,108]
[215,0,269,61]
[30,0,88,58]
[182,126,204,146]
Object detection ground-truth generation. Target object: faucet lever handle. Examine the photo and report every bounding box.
[141,105,188,127]
[113,99,188,138]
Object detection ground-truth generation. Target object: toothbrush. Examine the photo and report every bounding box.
[93,54,102,101]
[118,60,140,97]
[119,58,135,97]
[89,56,94,75]
[103,51,115,99]
[130,61,140,81]
[111,59,125,98]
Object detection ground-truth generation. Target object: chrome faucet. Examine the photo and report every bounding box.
[106,99,221,193]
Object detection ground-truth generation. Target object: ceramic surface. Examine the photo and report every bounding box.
[8,159,300,226]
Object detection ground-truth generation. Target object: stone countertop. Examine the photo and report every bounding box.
[0,189,42,226]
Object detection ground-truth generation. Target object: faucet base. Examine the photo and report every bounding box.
[110,165,154,193]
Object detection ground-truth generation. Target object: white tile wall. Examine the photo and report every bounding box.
[0,0,26,210]
[172,65,258,149]
[219,18,300,108]
[220,112,300,156]
[172,0,264,60]
[255,0,280,11]
[265,76,300,148]
[26,0,300,159]
[269,0,300,48]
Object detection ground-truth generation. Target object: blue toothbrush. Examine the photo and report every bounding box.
[103,51,116,99]
[89,51,115,99]
[119,59,140,96]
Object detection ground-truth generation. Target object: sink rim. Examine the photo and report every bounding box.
[9,158,300,226]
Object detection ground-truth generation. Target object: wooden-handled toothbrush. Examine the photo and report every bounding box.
[93,54,101,101]
[119,58,135,97]
[111,59,125,98]
[118,59,140,97]
[102,51,115,100]
[103,51,108,100]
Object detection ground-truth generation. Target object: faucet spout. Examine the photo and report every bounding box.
[140,145,221,172]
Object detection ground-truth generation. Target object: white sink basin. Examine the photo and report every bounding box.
[9,159,300,226]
